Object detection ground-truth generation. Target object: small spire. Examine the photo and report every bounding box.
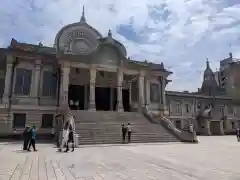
[80,6,86,23]
[229,52,233,59]
[206,58,209,68]
[108,29,112,37]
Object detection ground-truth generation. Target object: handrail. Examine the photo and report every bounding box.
[142,107,197,143]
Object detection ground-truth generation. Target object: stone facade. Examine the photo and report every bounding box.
[166,60,240,135]
[0,12,170,136]
[0,11,238,137]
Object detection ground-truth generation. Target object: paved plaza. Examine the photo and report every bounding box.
[0,136,240,180]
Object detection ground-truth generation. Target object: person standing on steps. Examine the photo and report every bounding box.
[127,123,132,143]
[236,127,240,142]
[121,124,127,143]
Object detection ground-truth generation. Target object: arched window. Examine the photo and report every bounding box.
[14,68,32,95]
[42,71,57,97]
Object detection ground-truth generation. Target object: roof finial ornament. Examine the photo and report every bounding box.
[108,29,112,37]
[80,6,86,23]
[206,57,210,68]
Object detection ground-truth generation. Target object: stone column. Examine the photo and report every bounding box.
[110,87,114,111]
[84,84,88,110]
[117,68,123,111]
[129,82,132,108]
[89,68,96,111]
[204,120,211,135]
[60,62,70,108]
[219,120,224,135]
[31,60,41,104]
[138,71,145,112]
[160,76,166,112]
[3,55,14,104]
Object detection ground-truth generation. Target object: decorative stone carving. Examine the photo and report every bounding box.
[55,24,101,55]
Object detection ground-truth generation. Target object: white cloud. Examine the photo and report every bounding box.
[0,0,240,92]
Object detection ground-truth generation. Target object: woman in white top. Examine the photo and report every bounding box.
[127,123,132,143]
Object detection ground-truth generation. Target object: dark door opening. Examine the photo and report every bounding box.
[113,88,117,111]
[95,87,110,111]
[68,85,85,110]
[122,89,130,112]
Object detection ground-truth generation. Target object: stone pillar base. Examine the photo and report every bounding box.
[117,103,123,112]
[88,101,96,111]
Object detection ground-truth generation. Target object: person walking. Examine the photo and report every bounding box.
[121,124,127,143]
[236,127,240,142]
[27,125,37,152]
[127,123,132,143]
[22,126,30,150]
[59,121,69,152]
[65,125,74,152]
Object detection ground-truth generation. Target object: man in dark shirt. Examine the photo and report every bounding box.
[27,125,37,151]
[22,126,30,150]
[236,128,240,142]
[121,124,127,143]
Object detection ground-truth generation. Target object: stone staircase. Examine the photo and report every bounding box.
[71,110,179,145]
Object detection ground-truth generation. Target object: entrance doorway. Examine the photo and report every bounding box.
[95,87,110,111]
[68,85,85,110]
[122,89,130,112]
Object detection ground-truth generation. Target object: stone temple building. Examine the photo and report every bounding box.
[0,10,238,143]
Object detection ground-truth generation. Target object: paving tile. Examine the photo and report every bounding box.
[0,136,240,179]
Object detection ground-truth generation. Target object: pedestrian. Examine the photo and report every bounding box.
[65,124,74,152]
[22,126,30,150]
[127,123,132,143]
[236,127,240,142]
[59,121,69,152]
[27,125,37,152]
[121,124,127,143]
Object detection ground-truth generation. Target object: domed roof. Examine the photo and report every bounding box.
[54,7,102,55]
[201,59,219,95]
[203,60,214,77]
[97,30,127,58]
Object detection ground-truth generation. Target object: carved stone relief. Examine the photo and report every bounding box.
[56,25,100,55]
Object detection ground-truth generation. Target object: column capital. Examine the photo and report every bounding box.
[6,54,14,64]
[35,59,42,70]
[61,61,71,69]
[139,70,145,77]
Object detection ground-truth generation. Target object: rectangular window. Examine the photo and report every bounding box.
[175,120,181,129]
[14,68,32,95]
[150,83,160,103]
[185,104,190,113]
[41,114,53,128]
[42,71,57,97]
[13,113,26,128]
[176,103,181,113]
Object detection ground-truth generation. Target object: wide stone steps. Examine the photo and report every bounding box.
[71,110,179,145]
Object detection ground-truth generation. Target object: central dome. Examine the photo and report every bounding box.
[54,7,102,55]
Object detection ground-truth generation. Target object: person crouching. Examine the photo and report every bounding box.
[65,125,74,152]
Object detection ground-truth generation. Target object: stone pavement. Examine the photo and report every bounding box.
[0,136,240,180]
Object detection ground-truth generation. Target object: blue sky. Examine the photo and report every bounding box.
[0,0,240,92]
